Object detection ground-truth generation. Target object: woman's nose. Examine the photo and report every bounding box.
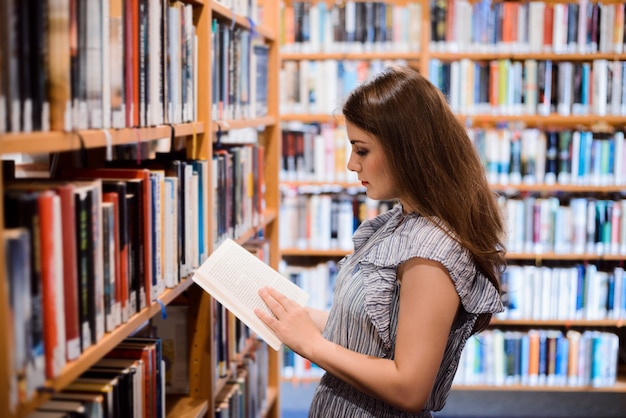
[347,154,359,172]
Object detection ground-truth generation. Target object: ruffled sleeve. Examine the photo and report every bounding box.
[354,212,502,352]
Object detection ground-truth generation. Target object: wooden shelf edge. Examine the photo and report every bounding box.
[451,376,626,393]
[280,51,421,60]
[16,277,195,417]
[281,248,351,257]
[491,318,626,327]
[211,116,278,133]
[279,113,626,127]
[429,51,626,61]
[210,2,275,41]
[0,122,205,155]
[261,387,279,418]
[165,395,209,418]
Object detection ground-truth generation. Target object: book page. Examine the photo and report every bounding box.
[192,238,309,350]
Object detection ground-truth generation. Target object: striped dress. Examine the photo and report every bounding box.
[308,205,503,417]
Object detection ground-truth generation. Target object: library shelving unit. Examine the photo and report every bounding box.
[277,0,626,401]
[0,0,281,417]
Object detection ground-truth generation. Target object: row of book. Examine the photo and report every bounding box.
[3,157,210,404]
[430,0,626,54]
[215,351,270,418]
[500,196,626,256]
[17,336,163,417]
[498,264,626,321]
[281,259,335,380]
[155,273,269,418]
[280,1,423,53]
[212,143,266,246]
[472,129,626,187]
[282,346,324,380]
[429,59,626,117]
[279,190,395,251]
[0,0,198,134]
[211,20,270,121]
[280,59,408,115]
[280,123,626,188]
[280,260,339,312]
[454,329,620,388]
[280,123,359,184]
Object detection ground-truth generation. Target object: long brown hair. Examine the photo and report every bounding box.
[342,65,506,333]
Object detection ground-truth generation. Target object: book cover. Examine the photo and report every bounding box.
[51,392,105,418]
[62,167,153,311]
[4,227,32,405]
[107,338,158,418]
[5,179,82,361]
[4,190,46,395]
[101,199,118,333]
[74,184,96,351]
[38,190,66,378]
[192,238,309,351]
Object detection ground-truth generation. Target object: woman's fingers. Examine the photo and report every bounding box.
[258,287,288,317]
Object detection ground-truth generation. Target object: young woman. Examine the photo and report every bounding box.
[256,65,506,417]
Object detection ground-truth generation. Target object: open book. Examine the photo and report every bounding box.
[192,238,309,351]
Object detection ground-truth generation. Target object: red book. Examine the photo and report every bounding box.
[107,340,157,418]
[38,190,65,378]
[5,180,81,361]
[62,168,153,312]
[543,4,554,51]
[102,182,130,324]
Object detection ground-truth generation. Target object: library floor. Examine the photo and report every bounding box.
[279,382,626,417]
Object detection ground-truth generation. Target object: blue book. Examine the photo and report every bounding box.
[520,334,530,385]
[555,334,569,386]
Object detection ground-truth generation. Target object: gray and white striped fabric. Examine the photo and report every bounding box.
[308,204,502,417]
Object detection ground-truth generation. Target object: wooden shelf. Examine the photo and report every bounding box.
[451,376,626,393]
[458,114,626,128]
[429,51,626,62]
[506,252,626,261]
[16,277,196,417]
[0,122,205,155]
[211,1,275,41]
[491,183,626,193]
[166,395,210,418]
[281,248,351,257]
[280,51,421,61]
[281,249,626,261]
[211,116,279,133]
[491,318,626,328]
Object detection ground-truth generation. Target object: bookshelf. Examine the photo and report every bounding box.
[277,0,626,400]
[0,0,281,417]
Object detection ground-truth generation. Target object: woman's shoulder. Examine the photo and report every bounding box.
[362,213,467,267]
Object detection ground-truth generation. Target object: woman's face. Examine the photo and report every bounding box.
[346,121,399,203]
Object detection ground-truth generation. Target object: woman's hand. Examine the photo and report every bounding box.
[255,286,324,358]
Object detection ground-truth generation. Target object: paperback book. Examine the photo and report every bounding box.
[192,239,309,351]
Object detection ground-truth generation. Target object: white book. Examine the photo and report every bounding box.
[86,0,104,129]
[528,2,545,53]
[592,59,608,116]
[610,60,622,115]
[192,238,309,351]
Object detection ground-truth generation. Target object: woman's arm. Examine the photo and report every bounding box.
[256,257,460,413]
[306,307,329,332]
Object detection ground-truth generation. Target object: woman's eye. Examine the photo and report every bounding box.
[356,149,368,156]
